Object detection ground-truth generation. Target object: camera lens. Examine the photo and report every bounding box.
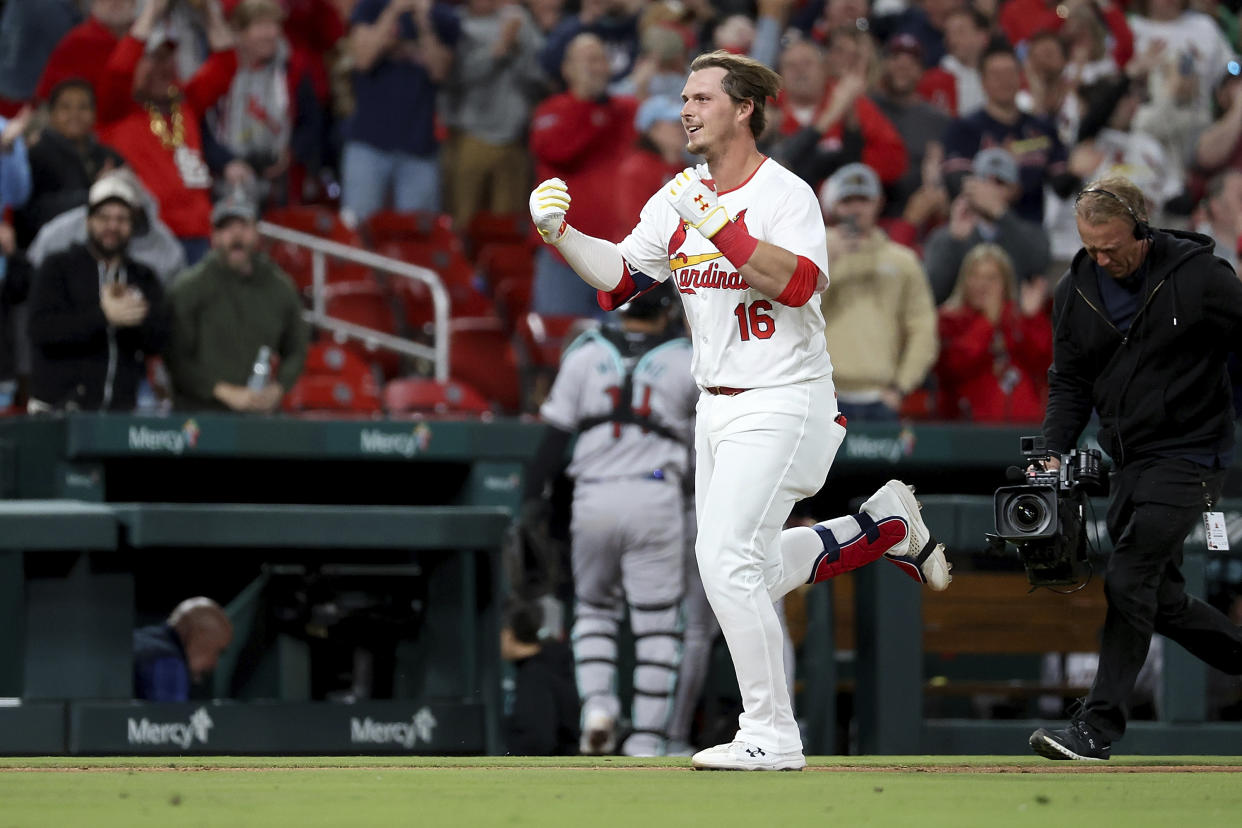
[1006,493,1052,535]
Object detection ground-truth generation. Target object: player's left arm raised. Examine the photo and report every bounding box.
[665,168,820,306]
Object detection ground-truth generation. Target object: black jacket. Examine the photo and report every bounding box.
[15,130,125,248]
[28,242,170,410]
[1044,229,1242,466]
[504,640,580,756]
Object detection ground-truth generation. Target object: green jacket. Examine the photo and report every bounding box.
[167,250,309,411]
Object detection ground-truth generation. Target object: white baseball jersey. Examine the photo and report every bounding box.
[540,329,697,482]
[617,159,834,389]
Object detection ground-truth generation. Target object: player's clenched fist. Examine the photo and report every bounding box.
[665,167,731,239]
[529,178,571,244]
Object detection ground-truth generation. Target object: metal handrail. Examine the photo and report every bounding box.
[257,221,450,381]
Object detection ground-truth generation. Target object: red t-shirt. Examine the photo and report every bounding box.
[935,301,1052,423]
[35,18,120,103]
[615,148,684,230]
[999,0,1133,67]
[97,37,238,239]
[530,92,639,252]
[775,85,908,185]
[917,68,958,117]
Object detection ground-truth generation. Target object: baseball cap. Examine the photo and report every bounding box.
[636,95,684,133]
[820,163,881,210]
[885,33,923,61]
[211,193,258,227]
[972,147,1019,185]
[88,174,140,213]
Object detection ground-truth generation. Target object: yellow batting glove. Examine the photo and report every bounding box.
[665,167,730,238]
[529,178,571,244]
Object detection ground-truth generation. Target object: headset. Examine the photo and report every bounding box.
[1075,187,1150,240]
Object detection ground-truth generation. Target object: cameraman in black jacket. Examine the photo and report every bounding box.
[1030,176,1242,761]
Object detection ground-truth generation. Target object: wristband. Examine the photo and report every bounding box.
[710,219,759,269]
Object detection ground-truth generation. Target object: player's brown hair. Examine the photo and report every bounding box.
[1075,176,1149,227]
[688,50,783,140]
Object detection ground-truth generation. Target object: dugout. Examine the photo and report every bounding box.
[1,414,1240,755]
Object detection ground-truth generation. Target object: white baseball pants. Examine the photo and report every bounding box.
[694,378,845,754]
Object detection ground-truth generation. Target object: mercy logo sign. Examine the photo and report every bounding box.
[127,707,214,749]
[349,707,437,750]
[359,424,432,458]
[843,427,917,464]
[127,419,200,454]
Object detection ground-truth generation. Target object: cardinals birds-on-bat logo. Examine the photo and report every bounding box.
[667,209,750,269]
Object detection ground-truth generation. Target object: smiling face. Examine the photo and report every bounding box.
[1077,215,1147,279]
[680,66,749,158]
[49,85,95,142]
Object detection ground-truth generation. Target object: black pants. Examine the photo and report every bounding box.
[1084,456,1242,741]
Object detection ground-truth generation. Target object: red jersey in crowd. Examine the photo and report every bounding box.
[35,16,121,102]
[282,0,346,102]
[917,68,958,116]
[97,36,237,240]
[774,84,908,185]
[615,148,684,233]
[530,92,638,253]
[998,0,1134,68]
[935,301,1052,423]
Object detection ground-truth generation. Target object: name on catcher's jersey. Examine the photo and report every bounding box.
[617,158,834,389]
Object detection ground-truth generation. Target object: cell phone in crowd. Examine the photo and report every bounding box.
[1178,51,1195,77]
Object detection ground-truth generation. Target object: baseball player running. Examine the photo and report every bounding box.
[529,50,950,771]
[524,285,697,756]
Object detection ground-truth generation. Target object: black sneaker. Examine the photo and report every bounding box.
[1029,720,1111,761]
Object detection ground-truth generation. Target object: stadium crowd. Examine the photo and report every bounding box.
[0,0,1239,421]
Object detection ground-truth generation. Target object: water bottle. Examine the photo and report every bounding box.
[247,345,272,392]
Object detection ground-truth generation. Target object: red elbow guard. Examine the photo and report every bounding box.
[775,256,819,307]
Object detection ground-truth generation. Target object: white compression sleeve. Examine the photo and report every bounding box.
[551,226,624,292]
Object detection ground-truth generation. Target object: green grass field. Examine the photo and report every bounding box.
[2,756,1239,828]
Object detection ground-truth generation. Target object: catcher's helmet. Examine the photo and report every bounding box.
[618,281,676,320]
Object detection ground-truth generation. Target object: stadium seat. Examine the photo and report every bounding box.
[263,205,354,238]
[514,313,595,410]
[464,211,533,254]
[449,317,522,413]
[363,210,462,252]
[283,373,382,416]
[302,341,380,386]
[321,282,403,378]
[377,241,495,324]
[383,377,492,417]
[474,242,534,294]
[263,210,365,293]
[493,277,532,331]
[514,312,587,368]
